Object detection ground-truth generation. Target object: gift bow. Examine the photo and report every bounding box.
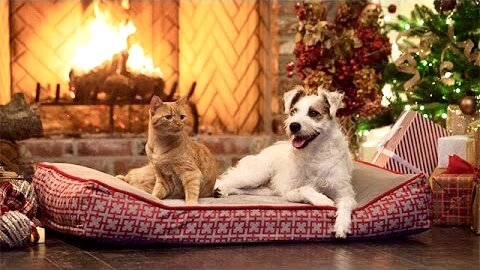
[444,155,479,182]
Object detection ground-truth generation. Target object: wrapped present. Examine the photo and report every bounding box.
[468,120,480,167]
[437,135,476,168]
[373,110,449,177]
[473,183,480,234]
[429,168,476,226]
[358,126,391,162]
[446,105,479,135]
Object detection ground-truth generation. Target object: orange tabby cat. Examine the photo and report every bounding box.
[117,96,217,205]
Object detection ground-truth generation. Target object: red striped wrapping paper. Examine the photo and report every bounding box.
[373,111,449,178]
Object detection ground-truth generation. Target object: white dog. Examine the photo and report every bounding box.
[214,85,357,238]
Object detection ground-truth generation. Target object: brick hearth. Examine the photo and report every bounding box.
[17,135,282,178]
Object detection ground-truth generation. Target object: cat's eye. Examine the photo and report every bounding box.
[164,115,173,120]
[308,109,320,118]
[180,115,186,120]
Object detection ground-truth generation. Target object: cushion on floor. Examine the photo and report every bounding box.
[32,161,432,244]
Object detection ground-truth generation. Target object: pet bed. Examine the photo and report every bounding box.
[32,161,432,244]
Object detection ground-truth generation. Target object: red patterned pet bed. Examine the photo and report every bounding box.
[32,162,432,244]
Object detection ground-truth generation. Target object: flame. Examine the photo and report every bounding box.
[127,44,163,77]
[70,1,162,77]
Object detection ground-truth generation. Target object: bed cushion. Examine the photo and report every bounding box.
[32,161,432,244]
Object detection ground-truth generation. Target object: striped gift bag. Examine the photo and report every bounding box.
[373,111,449,178]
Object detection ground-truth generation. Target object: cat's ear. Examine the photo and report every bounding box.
[176,96,187,106]
[150,95,163,112]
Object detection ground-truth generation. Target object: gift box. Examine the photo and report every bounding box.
[468,120,480,167]
[446,105,479,135]
[429,168,476,226]
[373,110,449,178]
[472,183,480,234]
[437,135,476,168]
[358,126,392,162]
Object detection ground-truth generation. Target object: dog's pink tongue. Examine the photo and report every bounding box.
[292,137,306,149]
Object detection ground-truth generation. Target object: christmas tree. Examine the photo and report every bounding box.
[289,0,391,124]
[384,0,480,125]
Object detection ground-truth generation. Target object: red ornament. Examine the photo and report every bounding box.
[373,39,384,49]
[440,0,457,12]
[459,96,477,115]
[295,2,306,20]
[388,4,397,13]
[287,71,294,78]
[286,61,295,72]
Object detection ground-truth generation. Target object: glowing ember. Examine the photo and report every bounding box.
[70,1,162,77]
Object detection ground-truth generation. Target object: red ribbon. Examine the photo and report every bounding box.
[444,155,478,181]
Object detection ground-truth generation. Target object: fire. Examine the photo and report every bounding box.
[70,1,162,77]
[127,44,163,77]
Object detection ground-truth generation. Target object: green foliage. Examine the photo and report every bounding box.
[383,0,480,126]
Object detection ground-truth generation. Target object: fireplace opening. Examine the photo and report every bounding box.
[7,0,280,136]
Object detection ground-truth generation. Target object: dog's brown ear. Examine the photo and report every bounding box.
[319,89,344,118]
[283,85,305,114]
[150,95,163,113]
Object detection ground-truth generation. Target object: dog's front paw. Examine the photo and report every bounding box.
[213,188,224,198]
[333,216,352,239]
[213,184,237,198]
[310,196,335,207]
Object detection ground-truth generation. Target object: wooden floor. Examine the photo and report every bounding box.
[1,227,479,270]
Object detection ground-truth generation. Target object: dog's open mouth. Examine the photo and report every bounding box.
[292,133,319,149]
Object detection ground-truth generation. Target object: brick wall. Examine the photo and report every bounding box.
[17,135,282,178]
[278,0,302,95]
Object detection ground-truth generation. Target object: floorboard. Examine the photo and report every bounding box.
[1,227,479,270]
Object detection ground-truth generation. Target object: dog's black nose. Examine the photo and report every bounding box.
[289,122,301,133]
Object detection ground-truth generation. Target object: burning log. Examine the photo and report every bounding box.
[0,93,43,141]
[103,74,134,101]
[69,50,165,103]
[131,73,165,101]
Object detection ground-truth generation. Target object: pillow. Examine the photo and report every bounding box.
[32,161,432,244]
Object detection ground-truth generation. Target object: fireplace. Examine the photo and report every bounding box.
[6,0,282,135]
[1,0,303,177]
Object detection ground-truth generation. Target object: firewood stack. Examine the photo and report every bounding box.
[0,93,43,179]
[69,50,165,102]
